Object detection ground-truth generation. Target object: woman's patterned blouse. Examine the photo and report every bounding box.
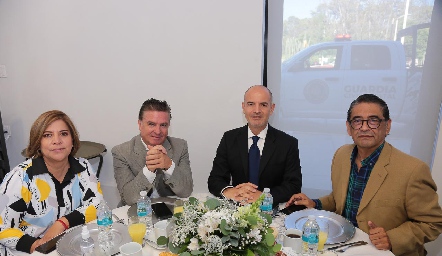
[0,156,103,255]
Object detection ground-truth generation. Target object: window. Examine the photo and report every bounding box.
[350,45,391,70]
[266,0,438,198]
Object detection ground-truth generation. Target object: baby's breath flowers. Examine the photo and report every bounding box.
[157,196,281,256]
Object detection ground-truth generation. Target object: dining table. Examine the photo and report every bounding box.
[14,193,394,256]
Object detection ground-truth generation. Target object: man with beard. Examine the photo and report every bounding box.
[208,85,302,206]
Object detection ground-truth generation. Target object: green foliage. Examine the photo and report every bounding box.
[157,236,168,246]
[204,198,221,210]
[168,196,282,256]
[188,197,198,205]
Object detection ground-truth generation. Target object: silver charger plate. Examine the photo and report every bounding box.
[284,209,355,244]
[56,222,132,256]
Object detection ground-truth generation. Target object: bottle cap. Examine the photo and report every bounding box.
[140,191,147,196]
[81,225,90,239]
[264,188,270,193]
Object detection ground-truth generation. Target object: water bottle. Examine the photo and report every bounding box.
[97,199,114,254]
[302,215,319,255]
[137,190,152,230]
[79,225,94,255]
[260,188,273,215]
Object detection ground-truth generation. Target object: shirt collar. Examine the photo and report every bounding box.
[27,155,85,180]
[141,137,149,150]
[351,142,385,166]
[247,124,268,140]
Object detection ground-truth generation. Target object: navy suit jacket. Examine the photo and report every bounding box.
[208,125,302,205]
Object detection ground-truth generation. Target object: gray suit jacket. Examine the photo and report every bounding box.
[112,135,193,206]
[320,142,442,256]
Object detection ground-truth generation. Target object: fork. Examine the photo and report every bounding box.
[335,241,368,253]
[112,213,125,224]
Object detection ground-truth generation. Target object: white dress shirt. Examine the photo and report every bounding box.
[221,124,269,196]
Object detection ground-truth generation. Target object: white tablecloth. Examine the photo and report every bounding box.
[16,193,393,256]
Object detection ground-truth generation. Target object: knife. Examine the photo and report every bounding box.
[326,240,366,251]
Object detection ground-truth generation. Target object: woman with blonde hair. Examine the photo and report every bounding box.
[0,110,103,254]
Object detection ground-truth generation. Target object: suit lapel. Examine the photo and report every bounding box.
[239,126,249,177]
[259,125,276,176]
[163,137,173,159]
[133,136,148,171]
[358,143,390,214]
[338,147,353,213]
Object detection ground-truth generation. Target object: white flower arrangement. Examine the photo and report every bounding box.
[157,196,281,256]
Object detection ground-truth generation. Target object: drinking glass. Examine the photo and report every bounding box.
[317,221,329,251]
[128,216,147,245]
[173,199,184,214]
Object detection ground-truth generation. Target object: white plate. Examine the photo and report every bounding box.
[284,209,355,244]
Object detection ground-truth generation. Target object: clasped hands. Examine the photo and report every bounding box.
[285,193,392,251]
[146,145,172,172]
[222,183,262,205]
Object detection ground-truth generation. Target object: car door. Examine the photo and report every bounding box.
[279,44,345,131]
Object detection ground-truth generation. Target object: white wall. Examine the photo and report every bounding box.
[0,0,264,209]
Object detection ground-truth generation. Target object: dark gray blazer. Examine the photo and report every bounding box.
[112,135,193,206]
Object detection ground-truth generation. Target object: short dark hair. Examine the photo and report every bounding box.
[138,98,172,121]
[347,94,390,121]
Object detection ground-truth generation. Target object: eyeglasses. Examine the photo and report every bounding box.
[349,117,385,129]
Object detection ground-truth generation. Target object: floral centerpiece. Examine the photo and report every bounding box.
[157,195,281,256]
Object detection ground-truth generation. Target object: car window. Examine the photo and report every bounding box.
[350,45,391,70]
[304,48,340,69]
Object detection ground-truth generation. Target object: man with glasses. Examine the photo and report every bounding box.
[285,94,442,255]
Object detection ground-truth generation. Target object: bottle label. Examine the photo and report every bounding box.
[137,211,147,217]
[97,216,113,226]
[308,233,319,243]
[137,202,147,217]
[260,204,272,212]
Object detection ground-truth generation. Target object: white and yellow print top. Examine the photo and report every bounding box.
[0,156,103,255]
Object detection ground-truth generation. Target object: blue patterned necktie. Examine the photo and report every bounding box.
[249,136,260,185]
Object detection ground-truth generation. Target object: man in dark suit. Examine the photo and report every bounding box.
[208,85,302,205]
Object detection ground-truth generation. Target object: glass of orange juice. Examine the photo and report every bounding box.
[128,216,147,245]
[317,221,329,251]
[173,199,184,214]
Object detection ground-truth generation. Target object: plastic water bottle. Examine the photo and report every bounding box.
[260,188,273,215]
[137,190,152,230]
[79,225,94,255]
[302,215,319,255]
[97,199,114,254]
